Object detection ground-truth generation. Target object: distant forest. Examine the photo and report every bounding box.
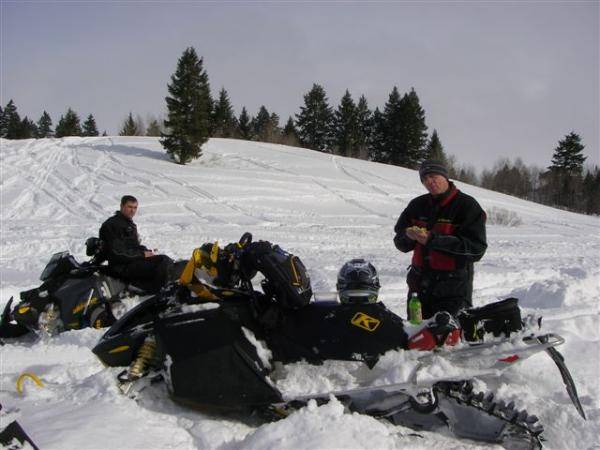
[1,46,597,216]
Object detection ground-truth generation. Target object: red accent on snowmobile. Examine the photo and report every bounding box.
[499,355,520,363]
[407,327,461,350]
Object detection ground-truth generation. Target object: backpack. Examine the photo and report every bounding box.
[243,241,312,309]
[458,298,523,341]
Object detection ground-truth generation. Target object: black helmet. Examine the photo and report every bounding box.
[336,258,381,304]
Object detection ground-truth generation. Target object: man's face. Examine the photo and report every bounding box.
[422,173,449,196]
[120,201,138,219]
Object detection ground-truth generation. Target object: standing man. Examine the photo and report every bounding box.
[394,160,487,319]
[100,195,174,293]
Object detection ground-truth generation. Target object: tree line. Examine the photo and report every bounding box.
[0,101,167,139]
[1,46,597,216]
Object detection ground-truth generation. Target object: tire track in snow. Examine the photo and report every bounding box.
[3,140,90,220]
[332,156,395,197]
[99,146,275,226]
[219,152,393,219]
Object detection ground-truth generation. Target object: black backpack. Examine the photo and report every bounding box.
[243,241,312,309]
[458,298,523,341]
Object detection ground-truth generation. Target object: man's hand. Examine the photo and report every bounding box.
[406,226,429,245]
[144,250,155,258]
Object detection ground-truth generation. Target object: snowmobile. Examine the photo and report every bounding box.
[0,237,173,339]
[92,234,585,449]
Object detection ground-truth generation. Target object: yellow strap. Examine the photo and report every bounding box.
[16,372,44,394]
[210,241,219,264]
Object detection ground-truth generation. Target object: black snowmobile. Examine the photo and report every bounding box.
[0,237,175,339]
[93,234,585,449]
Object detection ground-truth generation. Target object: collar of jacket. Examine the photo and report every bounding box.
[430,181,459,207]
[115,210,135,224]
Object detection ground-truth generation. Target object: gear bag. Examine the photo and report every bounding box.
[458,297,522,341]
[245,242,312,309]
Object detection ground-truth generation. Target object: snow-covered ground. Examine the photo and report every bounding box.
[1,137,598,449]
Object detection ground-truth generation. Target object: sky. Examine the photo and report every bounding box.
[1,1,598,171]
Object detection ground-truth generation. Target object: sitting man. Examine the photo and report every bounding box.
[99,195,174,293]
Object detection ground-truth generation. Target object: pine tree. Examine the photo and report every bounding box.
[146,119,162,136]
[160,47,213,164]
[3,100,23,139]
[368,107,387,162]
[381,87,403,165]
[119,112,141,136]
[543,131,588,209]
[20,117,38,138]
[253,106,272,142]
[269,112,281,142]
[0,106,5,138]
[402,88,428,167]
[425,129,447,164]
[36,111,53,138]
[237,107,253,140]
[82,114,99,136]
[355,95,372,160]
[332,90,357,157]
[212,88,237,138]
[295,83,334,152]
[281,116,300,147]
[549,132,587,175]
[55,108,82,137]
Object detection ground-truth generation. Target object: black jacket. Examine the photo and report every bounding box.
[99,211,148,266]
[394,183,487,272]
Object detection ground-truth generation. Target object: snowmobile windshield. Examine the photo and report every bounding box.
[40,252,74,281]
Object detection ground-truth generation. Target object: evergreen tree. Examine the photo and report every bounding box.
[332,90,357,157]
[269,112,281,142]
[0,106,5,138]
[425,129,447,164]
[368,107,387,162]
[354,95,372,160]
[55,108,82,137]
[119,112,141,136]
[20,116,38,138]
[212,88,237,138]
[281,116,300,147]
[543,132,587,209]
[3,100,23,139]
[36,111,53,138]
[82,114,99,136]
[295,83,334,152]
[549,132,587,175]
[237,107,253,140]
[402,88,428,167]
[146,119,162,136]
[160,47,212,164]
[253,106,272,142]
[380,87,403,164]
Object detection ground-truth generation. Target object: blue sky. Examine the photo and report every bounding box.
[2,1,598,170]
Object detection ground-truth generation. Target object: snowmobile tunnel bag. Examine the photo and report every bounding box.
[458,297,522,341]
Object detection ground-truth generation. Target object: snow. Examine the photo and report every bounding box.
[1,136,599,449]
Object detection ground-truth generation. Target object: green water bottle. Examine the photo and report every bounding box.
[408,292,422,325]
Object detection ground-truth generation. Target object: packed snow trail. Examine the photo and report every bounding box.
[1,137,598,449]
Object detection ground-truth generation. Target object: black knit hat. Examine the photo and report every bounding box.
[419,160,449,181]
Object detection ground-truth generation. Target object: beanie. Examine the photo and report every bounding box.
[419,160,449,181]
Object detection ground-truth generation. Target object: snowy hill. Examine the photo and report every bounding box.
[1,137,598,449]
